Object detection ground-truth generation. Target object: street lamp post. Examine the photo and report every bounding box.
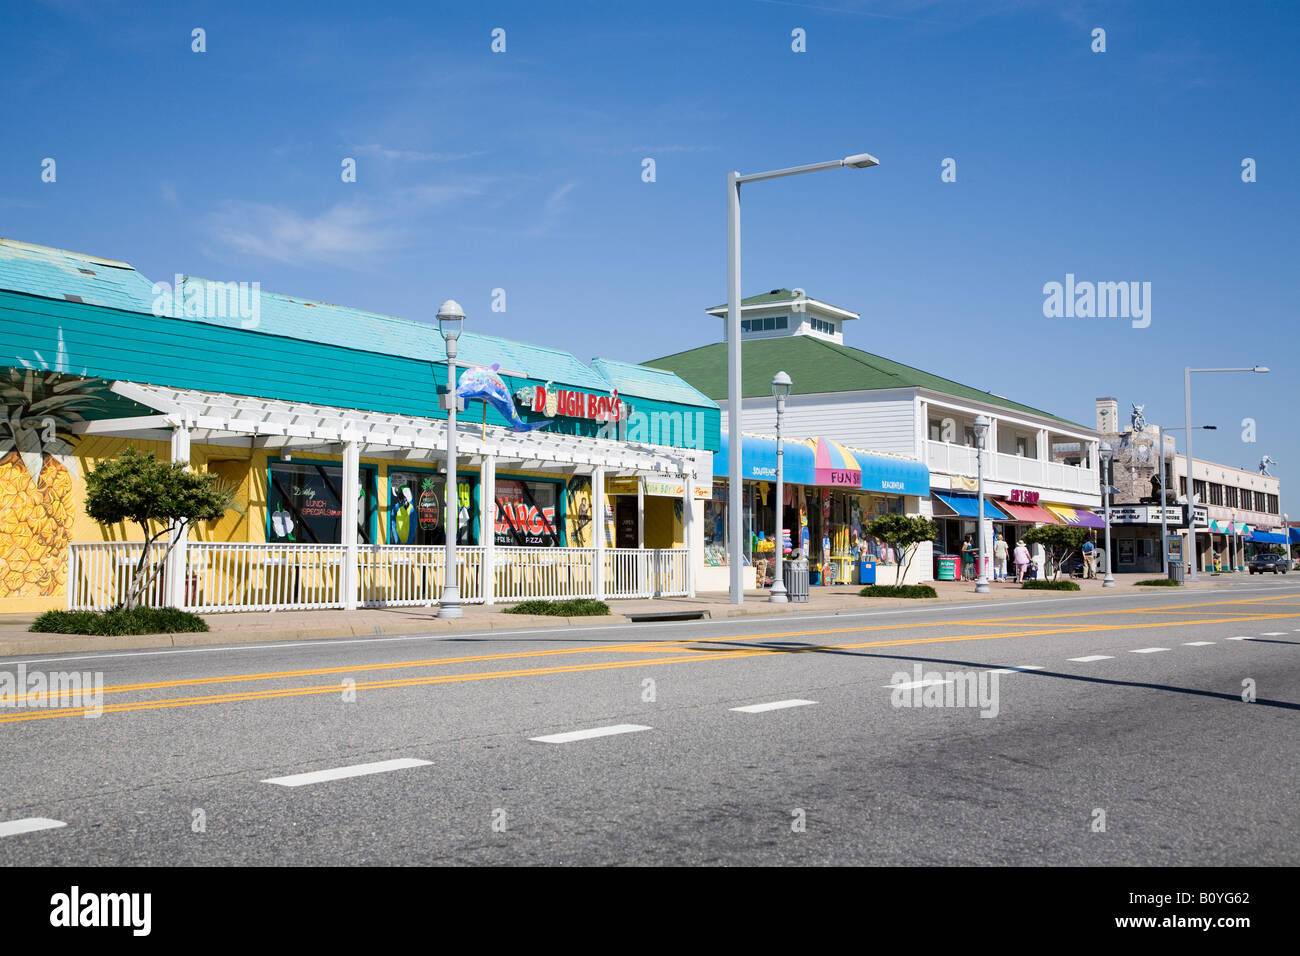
[726,152,879,604]
[769,371,792,603]
[1101,441,1115,587]
[1160,425,1215,576]
[1184,366,1269,581]
[436,299,466,619]
[973,414,990,593]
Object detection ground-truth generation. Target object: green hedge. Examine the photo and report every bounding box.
[1135,578,1180,586]
[502,599,611,616]
[1021,580,1080,591]
[859,584,938,599]
[29,606,210,635]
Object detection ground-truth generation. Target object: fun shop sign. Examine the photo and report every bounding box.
[516,385,631,423]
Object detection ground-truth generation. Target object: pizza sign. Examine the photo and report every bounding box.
[519,385,630,422]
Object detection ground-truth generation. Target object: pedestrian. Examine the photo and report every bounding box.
[962,534,976,581]
[993,533,1008,582]
[1013,540,1030,582]
[1081,536,1096,579]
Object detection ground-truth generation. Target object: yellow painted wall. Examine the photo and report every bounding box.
[643,496,683,549]
[1,437,583,614]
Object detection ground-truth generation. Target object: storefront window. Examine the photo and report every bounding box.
[493,477,562,547]
[268,461,377,544]
[387,471,477,546]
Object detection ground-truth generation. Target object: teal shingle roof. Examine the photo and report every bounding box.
[0,239,158,313]
[589,357,717,409]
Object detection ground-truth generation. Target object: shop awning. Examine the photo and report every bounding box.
[718,432,929,495]
[1291,528,1300,545]
[1045,504,1106,529]
[1211,520,1250,535]
[997,499,1060,524]
[1246,530,1288,544]
[933,492,1010,520]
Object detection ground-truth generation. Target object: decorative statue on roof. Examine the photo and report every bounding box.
[1259,455,1276,476]
[1130,403,1146,433]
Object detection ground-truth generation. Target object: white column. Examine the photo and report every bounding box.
[341,440,359,610]
[168,426,191,608]
[592,466,606,600]
[481,455,495,605]
[1087,441,1099,473]
[683,474,695,597]
[637,477,645,549]
[1036,429,1049,461]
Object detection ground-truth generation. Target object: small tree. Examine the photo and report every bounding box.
[1022,525,1087,581]
[866,514,937,585]
[85,447,232,609]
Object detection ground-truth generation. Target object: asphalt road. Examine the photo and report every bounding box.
[2,578,1298,866]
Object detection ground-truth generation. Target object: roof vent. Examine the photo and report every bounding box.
[769,289,781,295]
[78,268,96,276]
[63,294,84,303]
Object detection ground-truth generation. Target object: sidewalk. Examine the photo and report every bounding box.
[0,573,1248,658]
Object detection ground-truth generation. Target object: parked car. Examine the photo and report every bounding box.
[1247,553,1289,574]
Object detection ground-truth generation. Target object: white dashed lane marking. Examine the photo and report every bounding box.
[1227,637,1254,641]
[887,678,952,690]
[1260,632,1288,636]
[1067,655,1114,663]
[530,724,651,744]
[1183,641,1216,646]
[987,666,1045,674]
[1130,648,1170,654]
[731,699,817,713]
[261,758,432,787]
[0,818,66,838]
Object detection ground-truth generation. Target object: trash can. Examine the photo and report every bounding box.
[1168,562,1185,584]
[784,558,810,603]
[936,554,958,581]
[858,555,876,585]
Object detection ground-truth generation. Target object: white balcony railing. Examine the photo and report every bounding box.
[925,441,1097,495]
[67,543,691,612]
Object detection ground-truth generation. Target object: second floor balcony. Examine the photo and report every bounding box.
[924,440,1098,496]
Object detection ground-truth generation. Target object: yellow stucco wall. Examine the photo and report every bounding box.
[1,435,587,614]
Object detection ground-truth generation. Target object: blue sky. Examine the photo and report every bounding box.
[2,0,1296,504]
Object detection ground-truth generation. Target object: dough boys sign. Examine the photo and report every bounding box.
[518,385,630,423]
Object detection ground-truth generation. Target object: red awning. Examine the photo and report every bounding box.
[996,500,1060,524]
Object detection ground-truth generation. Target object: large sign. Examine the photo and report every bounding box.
[494,478,560,547]
[607,477,709,499]
[518,385,630,423]
[1009,489,1040,504]
[1107,504,1206,527]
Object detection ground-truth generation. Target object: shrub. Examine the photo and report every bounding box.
[1135,578,1180,586]
[1021,580,1080,591]
[29,606,210,635]
[502,599,610,616]
[859,584,938,599]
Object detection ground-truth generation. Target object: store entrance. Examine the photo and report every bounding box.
[614,497,639,548]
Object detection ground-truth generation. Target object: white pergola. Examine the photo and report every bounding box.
[73,382,711,607]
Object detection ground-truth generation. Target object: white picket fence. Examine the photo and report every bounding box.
[66,542,691,612]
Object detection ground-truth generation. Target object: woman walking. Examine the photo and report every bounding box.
[1013,540,1031,583]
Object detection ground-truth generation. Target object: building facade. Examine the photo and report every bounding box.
[0,239,719,613]
[1094,397,1283,573]
[648,290,1103,583]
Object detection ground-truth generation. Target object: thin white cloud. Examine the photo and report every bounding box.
[353,144,486,163]
[207,183,478,268]
[160,182,180,208]
[545,180,579,215]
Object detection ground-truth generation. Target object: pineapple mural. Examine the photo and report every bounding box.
[0,354,103,598]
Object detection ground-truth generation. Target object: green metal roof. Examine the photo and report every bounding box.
[589,357,717,409]
[644,335,1090,430]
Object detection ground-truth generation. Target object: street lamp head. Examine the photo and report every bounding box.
[771,370,792,399]
[972,414,990,447]
[842,153,879,169]
[1099,440,1113,461]
[436,299,465,342]
[1253,366,1270,373]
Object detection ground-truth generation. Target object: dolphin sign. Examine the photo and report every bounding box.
[455,364,550,432]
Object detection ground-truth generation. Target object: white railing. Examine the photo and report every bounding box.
[925,441,1096,494]
[67,543,691,611]
[67,541,171,610]
[187,543,347,612]
[358,545,485,607]
[604,548,690,599]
